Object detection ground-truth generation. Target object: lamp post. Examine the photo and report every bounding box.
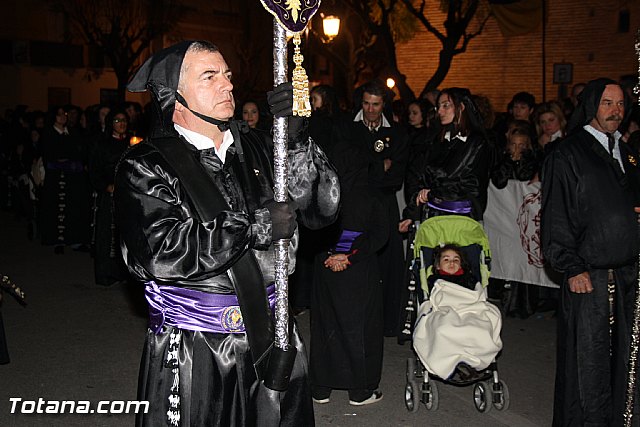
[322,15,340,42]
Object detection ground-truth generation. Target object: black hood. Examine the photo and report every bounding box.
[127,41,194,138]
[567,77,630,134]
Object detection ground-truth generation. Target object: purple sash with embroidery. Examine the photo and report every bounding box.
[145,282,276,334]
[333,229,363,253]
[428,198,472,214]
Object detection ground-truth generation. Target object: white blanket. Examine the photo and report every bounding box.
[413,279,503,379]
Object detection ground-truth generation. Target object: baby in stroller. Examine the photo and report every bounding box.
[413,244,502,383]
[404,215,508,413]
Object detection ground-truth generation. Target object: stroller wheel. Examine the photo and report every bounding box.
[406,357,416,381]
[423,380,439,411]
[473,381,492,413]
[492,380,510,411]
[404,381,420,413]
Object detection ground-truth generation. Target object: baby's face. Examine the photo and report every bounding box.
[438,249,462,275]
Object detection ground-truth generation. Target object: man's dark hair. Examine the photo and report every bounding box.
[361,79,388,99]
[511,92,536,109]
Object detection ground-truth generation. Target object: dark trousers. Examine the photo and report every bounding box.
[553,265,637,427]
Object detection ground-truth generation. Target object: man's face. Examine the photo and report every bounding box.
[178,50,235,121]
[512,102,532,121]
[362,92,384,123]
[591,84,624,134]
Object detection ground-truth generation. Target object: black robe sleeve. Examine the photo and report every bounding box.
[114,147,264,284]
[540,149,587,278]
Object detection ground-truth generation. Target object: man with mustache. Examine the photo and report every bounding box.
[541,78,640,426]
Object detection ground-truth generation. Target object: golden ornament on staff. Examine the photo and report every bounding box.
[291,32,311,117]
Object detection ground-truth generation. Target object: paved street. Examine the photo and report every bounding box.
[0,210,554,426]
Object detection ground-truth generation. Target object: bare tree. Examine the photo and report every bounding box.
[400,0,492,98]
[344,0,419,102]
[52,0,187,102]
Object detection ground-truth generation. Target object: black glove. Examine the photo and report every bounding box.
[267,82,305,142]
[267,82,293,118]
[263,199,297,240]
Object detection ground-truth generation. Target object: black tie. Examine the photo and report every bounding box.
[606,133,615,155]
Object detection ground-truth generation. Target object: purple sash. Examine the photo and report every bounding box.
[333,229,363,253]
[145,282,276,334]
[428,198,472,214]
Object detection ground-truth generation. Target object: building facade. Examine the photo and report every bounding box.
[396,0,639,110]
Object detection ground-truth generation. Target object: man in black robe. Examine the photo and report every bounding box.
[335,80,409,337]
[114,41,339,426]
[541,78,640,426]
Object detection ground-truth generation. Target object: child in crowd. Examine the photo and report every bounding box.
[491,121,539,189]
[428,244,477,291]
[414,243,502,380]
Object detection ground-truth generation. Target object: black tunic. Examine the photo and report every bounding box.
[334,118,409,336]
[39,127,91,246]
[114,128,340,426]
[310,183,388,395]
[89,135,129,285]
[541,128,640,426]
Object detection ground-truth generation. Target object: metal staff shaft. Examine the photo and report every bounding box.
[272,20,290,351]
[624,210,640,426]
[624,30,640,426]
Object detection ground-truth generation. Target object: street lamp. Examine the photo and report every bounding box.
[386,78,396,89]
[322,15,340,42]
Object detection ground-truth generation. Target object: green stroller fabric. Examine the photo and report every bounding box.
[413,215,491,294]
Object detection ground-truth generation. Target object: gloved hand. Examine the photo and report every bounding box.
[267,82,293,118]
[267,81,305,142]
[263,199,298,240]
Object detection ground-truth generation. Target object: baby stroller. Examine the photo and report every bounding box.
[402,215,509,413]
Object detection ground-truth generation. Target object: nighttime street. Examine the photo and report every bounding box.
[0,209,555,426]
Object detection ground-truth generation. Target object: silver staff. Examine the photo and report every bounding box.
[272,20,290,351]
[623,29,640,427]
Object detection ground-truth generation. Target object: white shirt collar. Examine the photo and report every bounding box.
[354,109,391,130]
[584,124,624,170]
[53,125,68,135]
[174,123,235,163]
[550,129,563,142]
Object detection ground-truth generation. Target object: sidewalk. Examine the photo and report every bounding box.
[0,211,554,426]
